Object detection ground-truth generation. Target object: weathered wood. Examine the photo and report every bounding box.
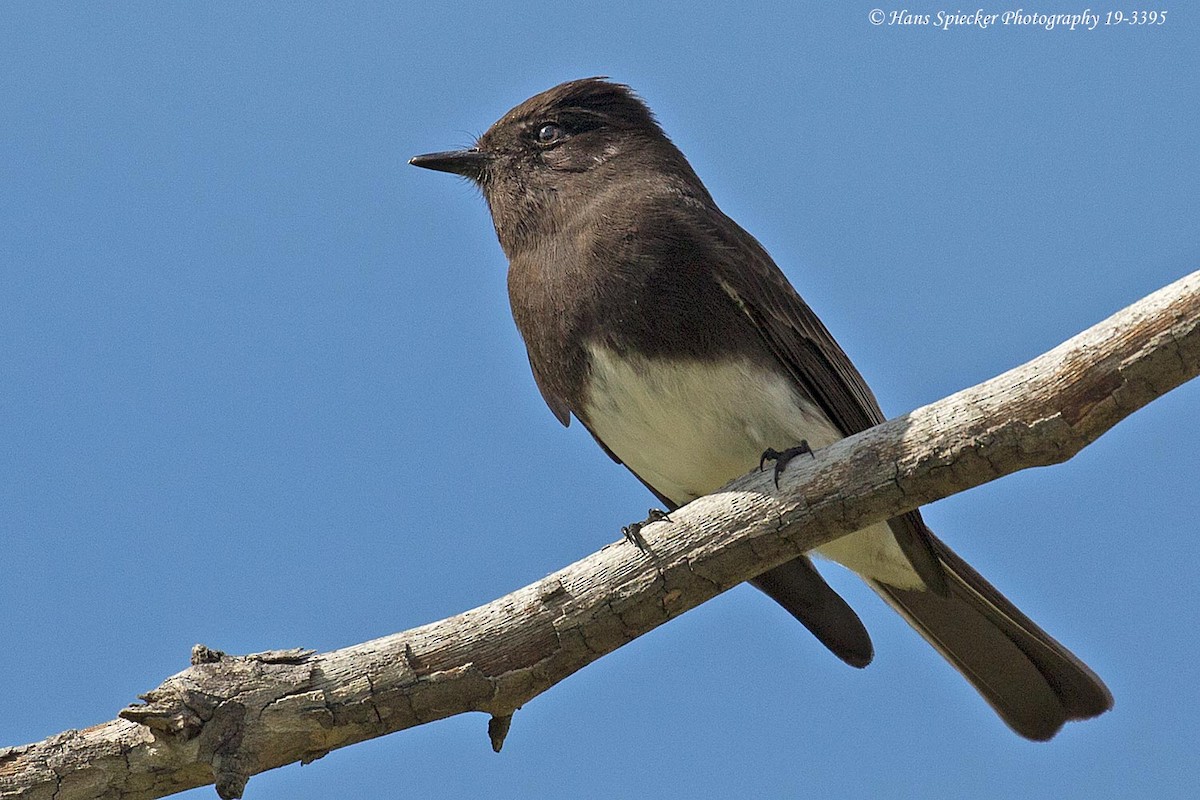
[3,270,1197,800]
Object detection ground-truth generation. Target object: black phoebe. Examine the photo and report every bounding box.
[410,78,1112,739]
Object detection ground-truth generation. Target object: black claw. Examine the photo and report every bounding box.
[621,508,670,551]
[621,523,647,550]
[759,441,814,488]
[759,448,781,473]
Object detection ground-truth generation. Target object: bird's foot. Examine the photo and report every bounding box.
[621,508,671,551]
[759,441,814,488]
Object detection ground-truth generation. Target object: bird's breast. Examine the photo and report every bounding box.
[581,342,923,589]
[581,342,843,506]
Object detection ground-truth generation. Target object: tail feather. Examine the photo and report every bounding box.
[870,532,1112,740]
[753,556,874,669]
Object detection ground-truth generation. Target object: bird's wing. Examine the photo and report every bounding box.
[706,210,946,593]
[707,216,886,434]
[525,351,572,427]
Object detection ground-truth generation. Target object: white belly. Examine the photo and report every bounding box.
[583,343,922,589]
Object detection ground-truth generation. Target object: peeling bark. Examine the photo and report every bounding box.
[2,270,1198,800]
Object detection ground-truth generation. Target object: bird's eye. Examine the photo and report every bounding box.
[536,123,566,145]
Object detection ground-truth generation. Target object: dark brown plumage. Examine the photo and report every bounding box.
[411,78,1112,739]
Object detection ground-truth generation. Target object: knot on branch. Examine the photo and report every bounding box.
[487,712,513,752]
[118,645,319,798]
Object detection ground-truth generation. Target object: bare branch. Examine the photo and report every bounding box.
[3,270,1197,800]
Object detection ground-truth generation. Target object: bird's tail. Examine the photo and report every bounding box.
[869,531,1113,740]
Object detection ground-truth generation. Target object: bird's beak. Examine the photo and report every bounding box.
[409,148,490,179]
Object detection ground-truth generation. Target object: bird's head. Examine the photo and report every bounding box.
[411,78,701,250]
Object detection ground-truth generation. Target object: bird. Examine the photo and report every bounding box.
[409,77,1112,739]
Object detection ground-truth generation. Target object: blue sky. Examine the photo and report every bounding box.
[2,3,1197,799]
